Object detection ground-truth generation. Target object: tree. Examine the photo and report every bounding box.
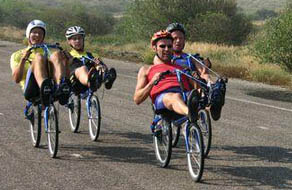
[253,6,292,72]
[117,0,252,45]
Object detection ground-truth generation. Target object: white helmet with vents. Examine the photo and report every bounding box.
[65,26,85,39]
[26,19,46,39]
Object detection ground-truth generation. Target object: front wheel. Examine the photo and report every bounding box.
[28,104,42,147]
[153,118,172,168]
[88,95,101,141]
[187,123,204,182]
[68,94,81,133]
[198,109,212,157]
[45,105,59,158]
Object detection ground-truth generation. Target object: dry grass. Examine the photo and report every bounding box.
[0,25,291,88]
[0,26,25,42]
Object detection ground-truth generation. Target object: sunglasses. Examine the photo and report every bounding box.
[158,44,172,49]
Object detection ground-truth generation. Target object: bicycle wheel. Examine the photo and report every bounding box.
[29,104,42,147]
[171,123,180,147]
[88,95,101,141]
[198,109,212,157]
[153,118,172,168]
[68,94,81,133]
[187,123,204,182]
[46,105,59,158]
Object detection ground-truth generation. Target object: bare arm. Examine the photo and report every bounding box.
[11,50,31,83]
[133,66,160,105]
[193,59,213,83]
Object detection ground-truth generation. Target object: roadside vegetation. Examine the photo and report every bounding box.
[0,0,291,89]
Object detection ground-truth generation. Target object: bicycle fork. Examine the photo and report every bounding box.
[184,122,201,153]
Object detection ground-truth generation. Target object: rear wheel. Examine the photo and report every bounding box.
[68,94,81,133]
[46,105,59,158]
[29,104,42,147]
[88,95,101,141]
[198,109,212,157]
[187,123,204,182]
[153,118,172,168]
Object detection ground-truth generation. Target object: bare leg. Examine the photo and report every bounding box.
[162,92,189,115]
[49,51,67,84]
[75,66,89,87]
[31,53,48,87]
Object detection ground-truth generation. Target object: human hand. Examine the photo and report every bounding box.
[22,49,32,61]
[62,50,72,60]
[151,72,162,85]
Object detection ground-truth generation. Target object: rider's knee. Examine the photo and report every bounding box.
[50,50,65,63]
[31,53,46,70]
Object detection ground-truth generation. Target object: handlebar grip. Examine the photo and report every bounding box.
[153,70,171,86]
[154,80,159,85]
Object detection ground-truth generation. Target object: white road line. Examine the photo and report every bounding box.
[227,96,292,113]
[257,126,269,130]
[71,153,83,158]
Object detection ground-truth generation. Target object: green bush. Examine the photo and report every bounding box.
[117,0,252,45]
[0,0,114,39]
[252,6,292,72]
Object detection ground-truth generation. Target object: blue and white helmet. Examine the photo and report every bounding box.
[26,19,46,38]
[65,26,85,39]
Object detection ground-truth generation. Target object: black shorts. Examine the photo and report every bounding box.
[23,68,40,101]
[69,58,95,76]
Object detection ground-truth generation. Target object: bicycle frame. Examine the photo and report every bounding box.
[152,68,207,153]
[24,43,63,131]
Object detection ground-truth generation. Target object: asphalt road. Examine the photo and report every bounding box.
[0,40,292,190]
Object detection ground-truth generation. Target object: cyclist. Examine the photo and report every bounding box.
[10,19,71,107]
[165,22,225,121]
[63,26,116,94]
[134,30,198,122]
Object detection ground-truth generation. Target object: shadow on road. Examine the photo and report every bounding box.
[206,145,292,189]
[246,89,292,103]
[59,130,158,166]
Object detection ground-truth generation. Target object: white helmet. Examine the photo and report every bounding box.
[65,26,85,39]
[26,19,46,39]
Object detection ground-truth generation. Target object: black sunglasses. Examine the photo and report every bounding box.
[158,44,172,49]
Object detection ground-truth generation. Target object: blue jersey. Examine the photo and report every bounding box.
[172,53,203,71]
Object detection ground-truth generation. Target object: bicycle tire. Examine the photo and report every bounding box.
[171,123,180,147]
[68,94,81,133]
[29,104,42,147]
[198,109,212,157]
[153,118,172,168]
[46,105,59,158]
[187,123,204,182]
[88,95,101,141]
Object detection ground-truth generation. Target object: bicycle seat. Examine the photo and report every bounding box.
[153,107,184,121]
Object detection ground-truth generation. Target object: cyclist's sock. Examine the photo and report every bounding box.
[187,90,199,123]
[88,68,102,92]
[40,78,53,107]
[104,68,117,89]
[58,78,71,106]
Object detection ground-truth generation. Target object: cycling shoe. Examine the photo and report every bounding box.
[187,89,199,123]
[57,78,71,105]
[104,68,117,89]
[40,78,53,107]
[88,68,102,92]
[209,79,226,121]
